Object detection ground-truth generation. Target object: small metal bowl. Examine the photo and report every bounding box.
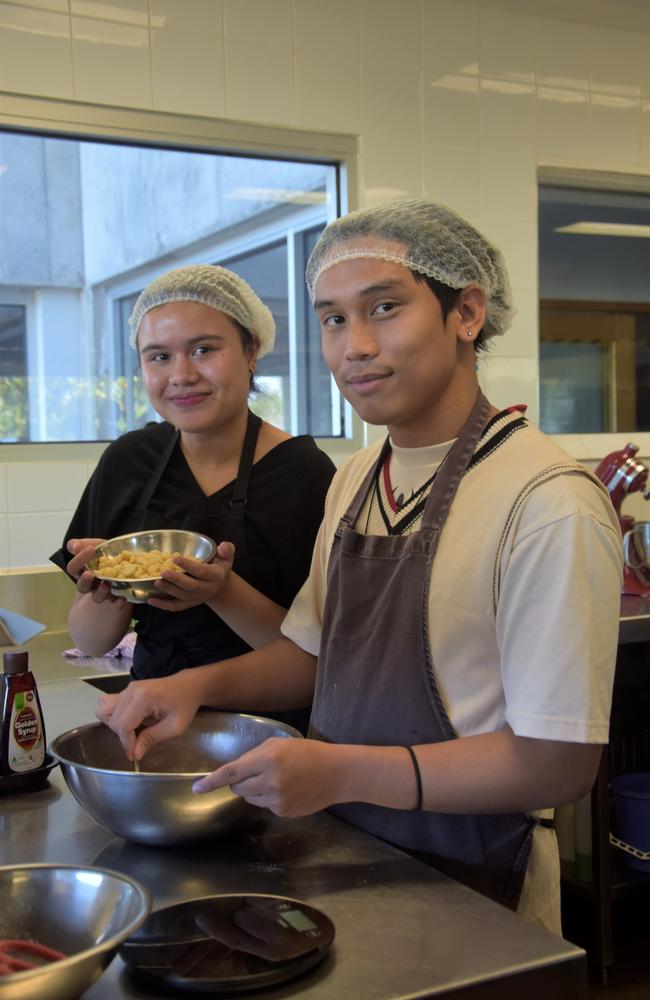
[50,711,302,846]
[0,863,150,1000]
[86,529,217,603]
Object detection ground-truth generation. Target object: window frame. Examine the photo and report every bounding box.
[537,166,650,461]
[0,94,361,465]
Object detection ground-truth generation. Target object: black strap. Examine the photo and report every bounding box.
[136,427,180,512]
[230,411,262,508]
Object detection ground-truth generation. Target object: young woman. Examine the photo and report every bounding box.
[51,265,335,714]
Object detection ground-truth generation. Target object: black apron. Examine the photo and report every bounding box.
[309,391,536,909]
[130,412,261,680]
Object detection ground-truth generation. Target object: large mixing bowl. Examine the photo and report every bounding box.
[86,528,217,602]
[0,863,150,1000]
[50,712,302,846]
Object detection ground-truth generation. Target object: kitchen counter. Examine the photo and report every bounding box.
[619,594,650,644]
[0,636,587,999]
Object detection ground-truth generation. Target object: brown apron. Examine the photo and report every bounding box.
[309,390,536,909]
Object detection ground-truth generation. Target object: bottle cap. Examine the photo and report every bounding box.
[3,650,29,675]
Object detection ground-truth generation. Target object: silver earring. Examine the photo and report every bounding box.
[466,330,473,338]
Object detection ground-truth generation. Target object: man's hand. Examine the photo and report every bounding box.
[192,737,345,816]
[146,541,236,612]
[96,671,201,760]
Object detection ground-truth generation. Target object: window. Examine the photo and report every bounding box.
[0,126,344,443]
[0,302,28,441]
[538,181,650,435]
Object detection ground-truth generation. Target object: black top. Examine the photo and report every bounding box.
[51,421,335,685]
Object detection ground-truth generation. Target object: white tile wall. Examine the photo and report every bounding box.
[1,462,90,570]
[1,0,650,566]
[589,25,642,98]
[294,0,361,134]
[479,79,536,154]
[0,4,73,98]
[587,94,641,165]
[223,0,295,125]
[479,149,536,222]
[71,15,152,107]
[423,143,481,220]
[151,28,226,117]
[422,0,479,79]
[6,463,90,514]
[359,0,422,201]
[535,86,590,160]
[8,512,74,567]
[8,0,67,10]
[479,6,535,84]
[535,18,588,92]
[150,0,222,36]
[70,0,148,26]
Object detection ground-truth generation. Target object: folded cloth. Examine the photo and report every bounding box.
[0,608,46,646]
[63,631,137,659]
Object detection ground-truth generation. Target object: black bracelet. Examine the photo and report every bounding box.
[406,746,422,811]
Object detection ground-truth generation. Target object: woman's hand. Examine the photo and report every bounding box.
[66,537,105,579]
[146,541,236,612]
[192,738,346,816]
[96,670,201,761]
[66,538,129,609]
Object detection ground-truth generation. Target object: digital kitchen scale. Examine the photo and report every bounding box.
[120,893,335,994]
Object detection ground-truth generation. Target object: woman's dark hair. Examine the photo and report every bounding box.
[232,318,261,394]
[412,272,487,352]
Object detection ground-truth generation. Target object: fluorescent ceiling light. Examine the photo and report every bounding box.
[555,221,650,238]
[229,186,326,205]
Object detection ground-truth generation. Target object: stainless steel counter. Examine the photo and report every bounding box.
[0,639,587,999]
[619,594,650,645]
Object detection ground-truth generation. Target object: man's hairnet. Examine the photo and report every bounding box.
[129,264,276,356]
[306,200,514,340]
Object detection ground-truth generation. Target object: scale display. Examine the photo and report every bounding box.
[120,893,335,994]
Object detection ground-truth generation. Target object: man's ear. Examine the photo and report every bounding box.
[454,285,487,344]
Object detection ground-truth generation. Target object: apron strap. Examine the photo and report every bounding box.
[336,436,392,536]
[230,411,262,509]
[135,426,180,512]
[419,390,491,533]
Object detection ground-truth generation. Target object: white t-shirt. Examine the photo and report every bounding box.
[282,412,623,932]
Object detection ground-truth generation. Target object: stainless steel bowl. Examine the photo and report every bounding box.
[86,528,217,602]
[0,863,150,1000]
[50,712,302,846]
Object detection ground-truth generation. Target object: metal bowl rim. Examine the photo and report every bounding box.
[49,713,303,779]
[87,529,217,582]
[0,862,151,983]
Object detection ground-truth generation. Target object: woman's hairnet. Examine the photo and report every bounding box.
[306,199,514,340]
[129,264,276,356]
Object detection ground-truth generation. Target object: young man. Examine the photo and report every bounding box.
[99,200,623,933]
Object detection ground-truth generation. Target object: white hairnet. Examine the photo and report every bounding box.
[306,200,514,340]
[129,264,276,357]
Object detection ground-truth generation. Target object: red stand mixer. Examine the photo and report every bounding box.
[595,442,650,596]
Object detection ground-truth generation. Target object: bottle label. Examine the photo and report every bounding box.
[8,690,45,772]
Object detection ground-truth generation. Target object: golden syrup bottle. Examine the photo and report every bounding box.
[0,650,46,776]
